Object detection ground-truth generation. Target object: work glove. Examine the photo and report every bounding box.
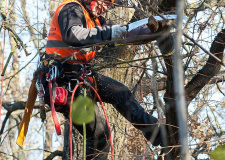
[147,16,169,33]
[111,25,127,40]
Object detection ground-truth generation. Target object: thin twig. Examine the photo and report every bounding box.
[0,111,12,141]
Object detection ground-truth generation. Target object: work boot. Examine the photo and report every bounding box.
[143,122,163,146]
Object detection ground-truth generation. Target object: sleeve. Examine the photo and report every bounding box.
[58,3,112,47]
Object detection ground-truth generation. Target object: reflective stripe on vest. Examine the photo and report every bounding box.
[45,0,101,63]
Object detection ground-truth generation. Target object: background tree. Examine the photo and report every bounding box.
[0,0,225,159]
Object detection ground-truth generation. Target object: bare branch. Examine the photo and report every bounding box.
[185,29,225,104]
[0,1,29,55]
[44,150,64,160]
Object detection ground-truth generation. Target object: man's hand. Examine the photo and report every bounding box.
[111,25,127,40]
[147,16,169,33]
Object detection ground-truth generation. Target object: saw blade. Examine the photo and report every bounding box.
[127,15,183,32]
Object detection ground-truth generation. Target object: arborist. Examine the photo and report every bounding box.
[41,0,165,159]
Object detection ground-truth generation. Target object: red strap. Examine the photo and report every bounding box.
[48,81,61,135]
[86,76,93,84]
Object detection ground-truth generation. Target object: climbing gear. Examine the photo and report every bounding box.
[36,79,45,109]
[33,58,112,159]
[45,0,101,64]
[17,73,38,147]
[55,87,68,105]
[46,66,62,135]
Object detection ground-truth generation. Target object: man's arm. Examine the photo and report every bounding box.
[58,3,160,47]
[58,3,111,47]
[127,27,152,38]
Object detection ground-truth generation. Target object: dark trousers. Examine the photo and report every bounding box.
[43,63,161,159]
[74,72,161,159]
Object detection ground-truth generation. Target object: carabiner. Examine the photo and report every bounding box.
[85,69,92,76]
[68,79,80,92]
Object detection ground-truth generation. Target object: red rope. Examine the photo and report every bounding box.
[89,85,114,160]
[69,82,83,160]
[69,82,114,160]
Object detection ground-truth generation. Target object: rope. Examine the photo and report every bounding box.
[69,82,114,160]
[70,82,83,160]
[89,85,114,160]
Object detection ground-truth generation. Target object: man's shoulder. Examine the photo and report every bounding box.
[61,1,83,13]
[58,1,86,28]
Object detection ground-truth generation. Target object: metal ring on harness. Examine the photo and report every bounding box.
[68,79,80,92]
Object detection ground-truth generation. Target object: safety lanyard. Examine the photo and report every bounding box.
[47,67,62,135]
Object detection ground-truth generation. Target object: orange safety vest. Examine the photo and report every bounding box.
[45,0,101,64]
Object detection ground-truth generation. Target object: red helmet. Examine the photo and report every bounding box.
[83,0,114,5]
[82,0,114,17]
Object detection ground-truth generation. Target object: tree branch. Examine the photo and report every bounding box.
[185,29,225,104]
[0,1,29,55]
[0,111,12,142]
[44,150,64,160]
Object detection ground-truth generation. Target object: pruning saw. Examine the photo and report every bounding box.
[127,14,187,32]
